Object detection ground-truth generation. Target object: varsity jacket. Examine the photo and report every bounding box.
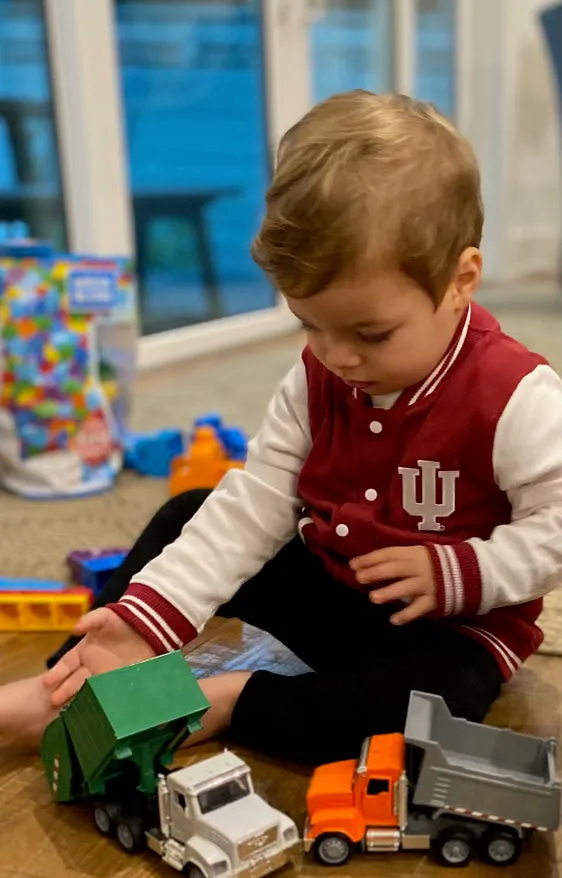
[110,303,562,679]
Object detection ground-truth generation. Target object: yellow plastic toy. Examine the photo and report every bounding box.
[0,586,93,632]
[169,426,244,496]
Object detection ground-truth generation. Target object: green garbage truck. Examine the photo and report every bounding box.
[41,651,299,878]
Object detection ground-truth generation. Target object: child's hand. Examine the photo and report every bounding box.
[350,546,436,625]
[42,608,156,708]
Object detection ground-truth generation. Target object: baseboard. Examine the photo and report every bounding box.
[138,306,299,371]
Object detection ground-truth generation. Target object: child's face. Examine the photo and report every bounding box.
[285,249,481,396]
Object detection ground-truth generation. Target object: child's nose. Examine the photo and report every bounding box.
[323,341,363,372]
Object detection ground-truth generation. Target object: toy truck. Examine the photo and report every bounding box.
[41,651,299,877]
[304,691,561,868]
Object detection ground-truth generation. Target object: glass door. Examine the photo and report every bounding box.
[309,0,394,100]
[114,0,275,336]
[415,0,455,117]
[0,0,67,248]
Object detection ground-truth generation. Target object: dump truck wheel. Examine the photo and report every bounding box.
[479,828,522,866]
[93,802,122,836]
[184,866,205,878]
[313,833,353,866]
[116,816,146,854]
[432,826,475,867]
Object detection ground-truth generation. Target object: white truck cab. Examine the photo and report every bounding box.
[147,751,299,878]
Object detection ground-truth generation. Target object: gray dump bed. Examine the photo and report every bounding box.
[405,692,561,831]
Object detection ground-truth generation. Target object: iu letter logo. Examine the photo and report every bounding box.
[398,460,459,532]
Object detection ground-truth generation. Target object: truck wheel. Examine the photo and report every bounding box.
[479,828,522,866]
[432,827,475,867]
[185,867,205,878]
[314,833,353,866]
[116,816,146,854]
[93,802,122,836]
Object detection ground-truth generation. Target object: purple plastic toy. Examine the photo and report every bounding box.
[67,548,128,597]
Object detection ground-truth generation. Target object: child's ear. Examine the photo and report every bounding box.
[451,247,482,308]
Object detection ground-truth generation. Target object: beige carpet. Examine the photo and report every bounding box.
[0,471,169,581]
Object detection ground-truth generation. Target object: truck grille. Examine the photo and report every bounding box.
[238,826,278,861]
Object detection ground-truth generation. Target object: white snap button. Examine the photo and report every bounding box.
[365,488,378,501]
[369,420,383,434]
[335,524,349,537]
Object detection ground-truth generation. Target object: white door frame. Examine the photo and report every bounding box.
[44,0,133,258]
[395,0,415,95]
[454,0,509,282]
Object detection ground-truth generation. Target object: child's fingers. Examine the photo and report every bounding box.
[350,547,398,570]
[50,668,91,709]
[356,559,415,585]
[390,595,436,625]
[368,577,422,605]
[42,648,81,690]
[72,607,109,636]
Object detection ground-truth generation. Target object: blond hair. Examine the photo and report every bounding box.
[251,91,483,303]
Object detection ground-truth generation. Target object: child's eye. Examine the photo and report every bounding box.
[359,330,394,344]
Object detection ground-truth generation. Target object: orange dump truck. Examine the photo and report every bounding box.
[304,691,561,869]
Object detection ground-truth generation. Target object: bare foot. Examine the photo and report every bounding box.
[184,671,252,747]
[0,674,58,750]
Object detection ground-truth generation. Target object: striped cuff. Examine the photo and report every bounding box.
[107,582,198,656]
[426,542,482,617]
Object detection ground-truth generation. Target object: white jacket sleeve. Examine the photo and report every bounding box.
[469,364,562,613]
[112,360,310,651]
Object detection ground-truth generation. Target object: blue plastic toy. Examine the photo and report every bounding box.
[219,426,248,461]
[124,429,184,477]
[193,413,223,431]
[0,577,66,592]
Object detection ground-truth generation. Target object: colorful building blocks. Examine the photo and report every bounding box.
[0,586,93,631]
[41,651,300,876]
[67,548,128,596]
[124,429,184,477]
[170,419,247,497]
[304,690,561,869]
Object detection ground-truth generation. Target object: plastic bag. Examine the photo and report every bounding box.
[0,242,137,498]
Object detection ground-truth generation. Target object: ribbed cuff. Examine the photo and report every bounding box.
[108,582,198,656]
[426,542,482,617]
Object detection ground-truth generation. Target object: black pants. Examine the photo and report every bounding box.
[47,489,503,766]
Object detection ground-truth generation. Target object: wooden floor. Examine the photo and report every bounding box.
[0,619,560,878]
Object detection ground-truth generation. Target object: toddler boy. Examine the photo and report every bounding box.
[4,91,562,765]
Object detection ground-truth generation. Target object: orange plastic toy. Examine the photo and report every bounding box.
[305,733,405,862]
[169,426,244,496]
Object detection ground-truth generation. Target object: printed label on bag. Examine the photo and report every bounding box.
[71,412,114,466]
[68,270,118,313]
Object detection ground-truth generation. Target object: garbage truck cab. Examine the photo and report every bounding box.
[150,751,300,876]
